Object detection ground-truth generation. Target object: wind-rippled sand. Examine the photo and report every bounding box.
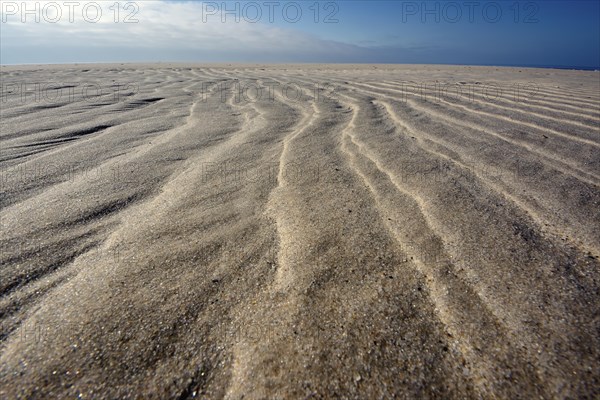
[1,64,599,399]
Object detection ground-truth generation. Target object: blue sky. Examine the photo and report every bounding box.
[1,1,599,68]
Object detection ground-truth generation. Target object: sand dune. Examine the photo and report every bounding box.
[1,64,599,399]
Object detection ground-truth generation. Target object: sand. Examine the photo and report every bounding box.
[0,63,599,399]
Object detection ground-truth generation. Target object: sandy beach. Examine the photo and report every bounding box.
[1,63,599,399]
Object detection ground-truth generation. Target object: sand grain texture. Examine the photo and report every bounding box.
[1,64,599,399]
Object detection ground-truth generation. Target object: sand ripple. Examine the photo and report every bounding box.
[1,64,599,399]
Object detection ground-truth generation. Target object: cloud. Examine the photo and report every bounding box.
[0,1,368,63]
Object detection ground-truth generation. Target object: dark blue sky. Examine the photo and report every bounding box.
[1,1,599,68]
[285,0,600,68]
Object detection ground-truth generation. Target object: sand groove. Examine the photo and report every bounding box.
[327,81,600,255]
[371,81,600,133]
[352,81,600,147]
[338,98,545,397]
[374,98,600,254]
[377,80,600,120]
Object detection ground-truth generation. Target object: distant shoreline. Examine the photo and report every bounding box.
[1,62,599,72]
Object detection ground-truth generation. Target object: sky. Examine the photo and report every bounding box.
[1,0,599,68]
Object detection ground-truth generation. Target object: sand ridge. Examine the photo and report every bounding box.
[1,64,599,399]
